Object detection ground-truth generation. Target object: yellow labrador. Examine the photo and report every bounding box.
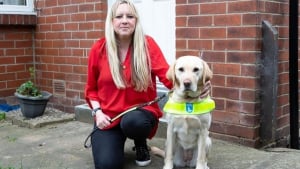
[162,55,214,169]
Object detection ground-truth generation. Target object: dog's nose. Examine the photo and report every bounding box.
[183,80,191,89]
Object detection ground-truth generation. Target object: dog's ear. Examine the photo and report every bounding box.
[201,60,213,84]
[166,62,175,82]
[166,61,179,88]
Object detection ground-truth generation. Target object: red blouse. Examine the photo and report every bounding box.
[85,36,173,138]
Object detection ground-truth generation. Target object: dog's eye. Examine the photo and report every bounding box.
[178,67,184,72]
[193,67,199,72]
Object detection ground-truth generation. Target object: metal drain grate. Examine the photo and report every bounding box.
[53,80,66,96]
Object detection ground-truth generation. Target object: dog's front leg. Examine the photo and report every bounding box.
[163,119,175,169]
[195,130,209,169]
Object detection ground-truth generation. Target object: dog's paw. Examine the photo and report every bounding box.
[163,162,173,169]
[196,164,209,169]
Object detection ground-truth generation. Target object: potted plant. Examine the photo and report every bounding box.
[14,67,52,118]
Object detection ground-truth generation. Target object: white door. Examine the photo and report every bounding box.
[107,0,175,64]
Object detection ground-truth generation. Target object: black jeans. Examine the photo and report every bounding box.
[91,108,157,169]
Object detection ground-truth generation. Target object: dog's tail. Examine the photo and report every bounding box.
[150,146,165,158]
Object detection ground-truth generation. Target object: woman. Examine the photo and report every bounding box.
[85,0,210,169]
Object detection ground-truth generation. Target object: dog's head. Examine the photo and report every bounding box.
[166,55,212,100]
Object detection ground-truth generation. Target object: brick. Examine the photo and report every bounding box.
[73,65,87,74]
[242,13,259,25]
[65,23,79,31]
[265,1,280,13]
[211,75,225,87]
[200,28,226,39]
[0,41,14,48]
[71,13,85,22]
[79,22,94,31]
[59,65,73,72]
[213,63,241,76]
[188,39,212,50]
[214,14,242,26]
[214,39,241,50]
[45,16,58,24]
[227,52,257,64]
[58,0,71,6]
[86,13,102,21]
[176,16,187,27]
[65,5,79,13]
[211,122,259,139]
[66,40,80,48]
[45,0,58,7]
[200,3,226,14]
[227,26,259,38]
[52,7,64,15]
[79,40,94,48]
[227,76,257,89]
[213,110,240,125]
[51,24,65,31]
[240,89,257,102]
[16,41,32,48]
[58,15,71,23]
[59,49,72,57]
[228,1,258,13]
[6,49,25,56]
[188,16,212,27]
[212,86,239,100]
[241,64,256,77]
[276,114,289,129]
[176,28,199,38]
[242,39,261,51]
[176,4,199,16]
[79,4,95,12]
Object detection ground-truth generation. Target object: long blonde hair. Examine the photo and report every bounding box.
[105,0,152,91]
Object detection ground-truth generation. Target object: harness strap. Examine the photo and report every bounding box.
[163,97,215,115]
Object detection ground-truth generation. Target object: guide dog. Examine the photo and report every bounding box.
[154,55,214,169]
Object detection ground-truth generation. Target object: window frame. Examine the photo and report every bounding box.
[0,0,35,15]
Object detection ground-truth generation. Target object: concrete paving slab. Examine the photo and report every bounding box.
[1,120,300,169]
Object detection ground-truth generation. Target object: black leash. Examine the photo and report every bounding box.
[84,93,168,148]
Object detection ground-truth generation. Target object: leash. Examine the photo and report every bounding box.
[84,92,168,148]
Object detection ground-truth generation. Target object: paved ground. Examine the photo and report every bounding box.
[1,119,300,169]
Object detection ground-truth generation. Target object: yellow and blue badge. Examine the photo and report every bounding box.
[163,97,215,115]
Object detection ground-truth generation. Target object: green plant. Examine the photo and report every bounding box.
[16,67,42,97]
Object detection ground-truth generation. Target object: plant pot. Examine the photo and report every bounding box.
[15,91,52,118]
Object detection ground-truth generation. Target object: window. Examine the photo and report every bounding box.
[0,0,35,15]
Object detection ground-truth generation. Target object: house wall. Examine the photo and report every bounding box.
[0,0,292,148]
[33,0,106,113]
[175,0,289,147]
[0,14,36,97]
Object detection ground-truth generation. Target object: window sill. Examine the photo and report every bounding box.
[0,13,36,26]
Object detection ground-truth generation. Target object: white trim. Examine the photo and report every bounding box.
[0,0,36,15]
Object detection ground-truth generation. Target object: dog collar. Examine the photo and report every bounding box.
[163,97,215,115]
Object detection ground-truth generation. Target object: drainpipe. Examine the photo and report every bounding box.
[289,0,299,149]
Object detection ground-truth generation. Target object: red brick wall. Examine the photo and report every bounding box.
[34,0,107,113]
[0,25,35,97]
[175,0,289,147]
[0,0,293,148]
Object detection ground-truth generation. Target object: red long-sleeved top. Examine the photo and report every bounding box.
[85,36,173,138]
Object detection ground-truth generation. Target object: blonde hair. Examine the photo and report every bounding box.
[105,0,152,91]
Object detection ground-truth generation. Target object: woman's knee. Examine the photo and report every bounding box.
[120,109,156,138]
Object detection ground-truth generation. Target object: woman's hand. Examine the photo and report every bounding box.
[200,80,212,99]
[95,111,111,129]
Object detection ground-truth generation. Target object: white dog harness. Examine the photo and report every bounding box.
[163,97,215,115]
